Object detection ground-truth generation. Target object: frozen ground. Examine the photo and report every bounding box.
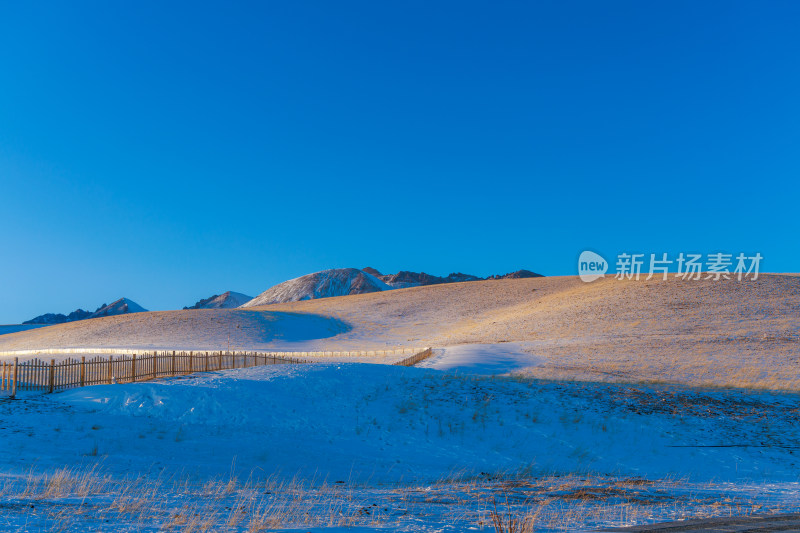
[1,357,800,531]
[418,343,542,374]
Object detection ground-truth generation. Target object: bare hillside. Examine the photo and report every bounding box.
[259,274,800,388]
[0,309,349,353]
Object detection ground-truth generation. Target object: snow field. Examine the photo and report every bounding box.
[5,363,800,483]
[2,360,800,530]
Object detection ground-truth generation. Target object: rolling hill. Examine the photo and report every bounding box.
[1,275,798,389]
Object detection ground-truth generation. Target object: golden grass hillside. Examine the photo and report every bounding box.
[2,274,798,388]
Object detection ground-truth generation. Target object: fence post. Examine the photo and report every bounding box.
[189,351,193,374]
[108,355,114,384]
[10,358,18,399]
[48,359,55,393]
[171,351,176,376]
[131,354,137,382]
[80,356,85,387]
[205,352,209,372]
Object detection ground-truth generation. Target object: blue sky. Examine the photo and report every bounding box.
[1,1,798,322]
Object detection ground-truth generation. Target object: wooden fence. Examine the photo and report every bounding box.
[0,351,306,398]
[393,347,433,367]
[0,347,433,398]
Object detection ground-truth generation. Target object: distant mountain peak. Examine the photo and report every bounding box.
[90,298,147,318]
[362,267,383,277]
[24,298,148,325]
[486,269,544,280]
[242,268,390,307]
[184,291,253,310]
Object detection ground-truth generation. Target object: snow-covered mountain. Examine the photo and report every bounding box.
[243,266,544,306]
[242,268,390,307]
[24,298,148,324]
[184,291,253,310]
[90,298,147,318]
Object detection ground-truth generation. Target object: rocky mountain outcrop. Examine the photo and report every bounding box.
[24,298,148,324]
[242,268,390,307]
[184,291,253,310]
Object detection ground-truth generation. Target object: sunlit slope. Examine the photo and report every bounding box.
[259,274,800,387]
[259,274,797,344]
[0,309,349,352]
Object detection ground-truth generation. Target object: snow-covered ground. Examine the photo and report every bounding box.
[1,348,800,531]
[0,324,47,336]
[418,343,542,374]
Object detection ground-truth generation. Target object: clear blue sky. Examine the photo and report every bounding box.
[1,1,798,323]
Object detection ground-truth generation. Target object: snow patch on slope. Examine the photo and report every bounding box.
[417,342,542,374]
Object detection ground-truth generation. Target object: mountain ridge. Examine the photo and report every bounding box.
[364,267,542,288]
[24,297,148,325]
[243,267,543,306]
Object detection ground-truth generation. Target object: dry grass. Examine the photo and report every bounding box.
[0,465,793,532]
[465,473,783,532]
[0,466,377,531]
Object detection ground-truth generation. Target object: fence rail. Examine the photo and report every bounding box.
[393,347,434,367]
[0,347,432,397]
[0,347,426,357]
[1,351,302,397]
